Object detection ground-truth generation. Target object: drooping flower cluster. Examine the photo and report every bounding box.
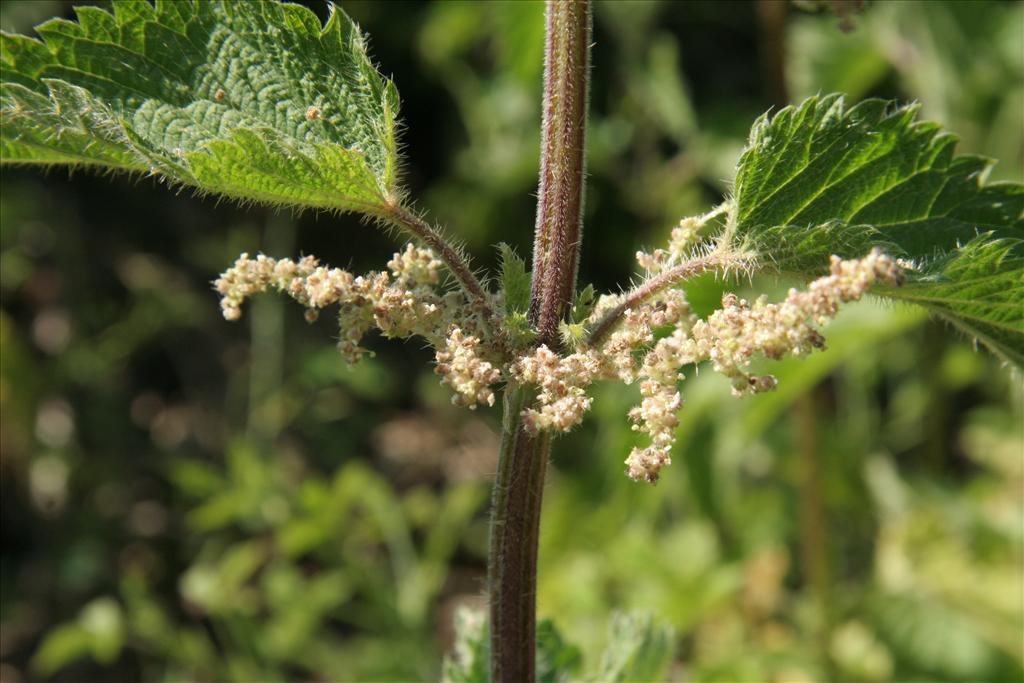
[510,247,903,483]
[684,247,905,394]
[215,244,500,408]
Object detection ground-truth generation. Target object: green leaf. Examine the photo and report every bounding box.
[506,310,538,347]
[592,612,675,683]
[730,94,1024,362]
[441,609,583,683]
[1,1,401,215]
[869,591,1021,681]
[32,597,126,676]
[79,597,126,664]
[441,606,489,683]
[32,623,92,676]
[570,283,596,324]
[882,237,1024,366]
[536,618,583,683]
[556,285,595,349]
[498,242,537,346]
[498,242,531,314]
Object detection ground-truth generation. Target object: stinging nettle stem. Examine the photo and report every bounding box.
[488,383,551,683]
[528,0,592,349]
[489,2,591,682]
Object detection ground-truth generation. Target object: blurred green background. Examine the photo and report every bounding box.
[1,1,1022,681]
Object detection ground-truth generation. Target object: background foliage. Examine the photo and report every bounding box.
[1,1,1021,681]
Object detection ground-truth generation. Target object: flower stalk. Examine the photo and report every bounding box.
[586,251,733,347]
[385,204,499,332]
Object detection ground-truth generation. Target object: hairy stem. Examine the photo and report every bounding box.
[488,2,590,681]
[385,204,497,327]
[586,251,737,347]
[528,0,592,349]
[489,383,551,683]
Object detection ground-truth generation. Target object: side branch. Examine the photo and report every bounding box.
[385,205,497,329]
[586,251,740,347]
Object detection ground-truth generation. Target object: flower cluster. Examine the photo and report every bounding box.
[512,346,600,432]
[509,247,903,483]
[635,216,704,274]
[217,235,902,486]
[683,247,904,395]
[620,247,902,482]
[593,288,694,383]
[435,327,502,409]
[216,253,318,321]
[387,242,443,288]
[215,245,500,406]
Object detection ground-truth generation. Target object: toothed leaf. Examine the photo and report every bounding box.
[499,242,531,315]
[731,94,1024,363]
[1,0,401,215]
[882,237,1024,366]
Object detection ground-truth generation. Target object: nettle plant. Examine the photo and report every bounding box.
[2,0,1022,680]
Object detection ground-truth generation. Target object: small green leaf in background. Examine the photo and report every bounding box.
[442,609,583,683]
[33,597,126,675]
[536,618,583,683]
[558,284,596,349]
[729,94,1023,363]
[571,283,596,324]
[1,0,401,214]
[32,624,92,677]
[592,612,675,683]
[442,606,489,683]
[869,592,1018,682]
[498,242,537,345]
